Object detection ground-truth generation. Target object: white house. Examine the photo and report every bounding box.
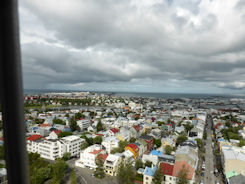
[60,135,84,157]
[75,144,106,169]
[77,120,90,130]
[27,134,84,160]
[102,136,119,154]
[104,154,122,176]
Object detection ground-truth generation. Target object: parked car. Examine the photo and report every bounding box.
[202,163,205,170]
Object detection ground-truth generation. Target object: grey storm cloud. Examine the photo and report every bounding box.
[19,0,245,93]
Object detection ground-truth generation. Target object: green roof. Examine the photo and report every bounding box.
[226,170,238,179]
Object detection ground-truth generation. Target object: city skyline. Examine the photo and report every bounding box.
[19,0,245,94]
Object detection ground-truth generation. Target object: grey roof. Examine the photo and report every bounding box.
[223,149,245,162]
[229,174,245,184]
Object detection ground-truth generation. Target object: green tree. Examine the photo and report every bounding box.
[31,166,52,184]
[65,113,70,118]
[62,152,71,161]
[239,140,245,147]
[177,165,189,184]
[130,137,136,143]
[93,136,102,144]
[154,138,162,148]
[153,166,163,184]
[69,118,78,131]
[75,112,85,120]
[70,169,77,184]
[184,122,194,133]
[156,121,165,126]
[145,161,152,167]
[28,153,51,184]
[58,131,73,138]
[196,139,203,149]
[80,141,89,150]
[176,135,188,146]
[53,118,65,125]
[117,161,134,184]
[203,132,207,140]
[225,121,231,127]
[51,160,69,184]
[135,159,144,170]
[94,157,105,179]
[165,145,173,155]
[96,119,103,132]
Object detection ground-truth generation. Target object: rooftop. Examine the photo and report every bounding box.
[27,134,42,141]
[144,166,157,177]
[61,135,80,141]
[150,150,163,156]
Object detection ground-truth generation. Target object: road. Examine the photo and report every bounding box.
[66,158,118,184]
[204,115,216,184]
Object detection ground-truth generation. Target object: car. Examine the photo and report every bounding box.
[201,172,204,177]
[91,173,95,177]
[199,180,204,184]
[215,180,220,184]
[202,164,205,170]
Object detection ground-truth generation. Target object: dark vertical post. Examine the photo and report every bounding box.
[0,0,30,183]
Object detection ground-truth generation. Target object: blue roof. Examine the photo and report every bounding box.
[144,166,157,176]
[218,138,225,142]
[64,128,71,132]
[138,168,145,173]
[32,127,38,130]
[150,150,163,156]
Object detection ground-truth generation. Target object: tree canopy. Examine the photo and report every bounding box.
[176,135,188,146]
[165,145,172,155]
[117,162,134,184]
[153,166,163,184]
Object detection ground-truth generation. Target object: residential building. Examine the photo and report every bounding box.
[75,144,106,169]
[143,166,157,184]
[221,147,245,178]
[104,154,122,176]
[102,136,120,154]
[27,134,84,160]
[139,135,154,151]
[77,119,91,130]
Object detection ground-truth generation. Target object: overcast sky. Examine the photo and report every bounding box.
[19,0,245,94]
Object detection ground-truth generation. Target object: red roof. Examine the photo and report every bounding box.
[172,161,194,180]
[97,154,108,162]
[39,123,51,127]
[133,125,140,132]
[214,123,222,129]
[27,135,42,141]
[160,163,174,176]
[110,128,119,134]
[54,130,62,135]
[89,149,103,155]
[95,133,104,137]
[126,144,139,152]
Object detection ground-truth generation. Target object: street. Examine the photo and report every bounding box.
[204,115,216,184]
[66,158,118,184]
